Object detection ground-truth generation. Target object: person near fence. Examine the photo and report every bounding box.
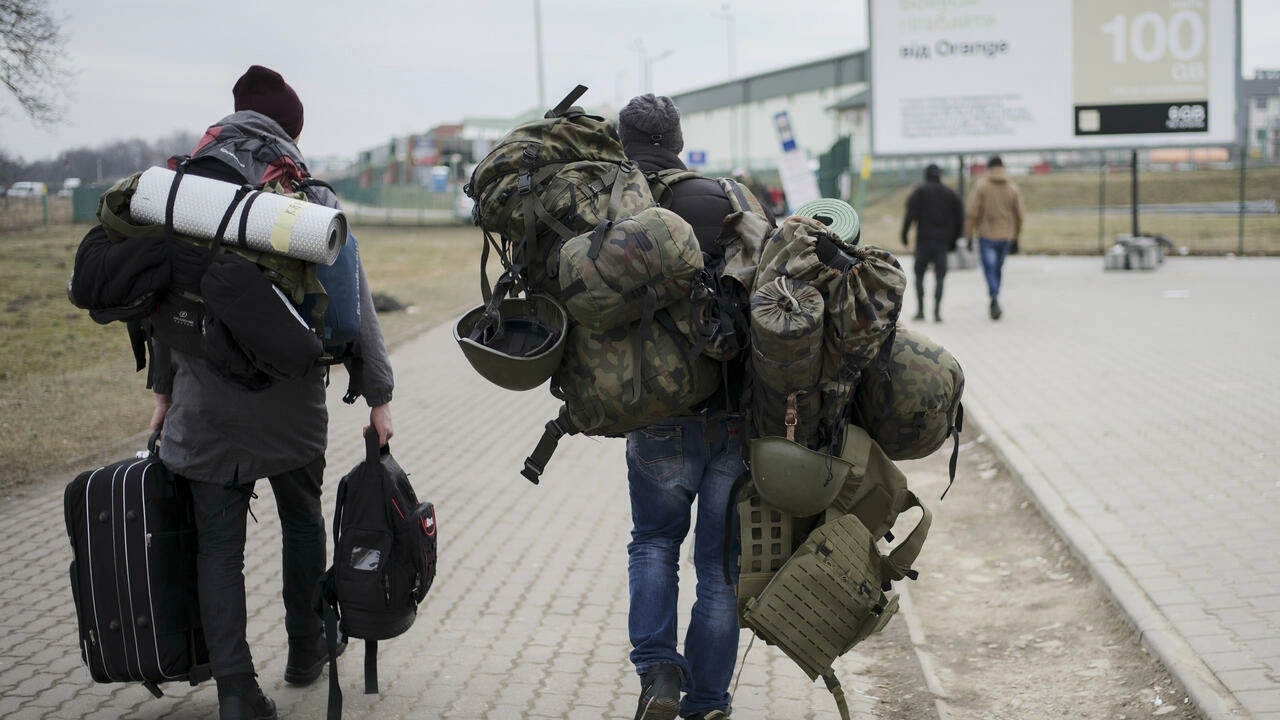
[148,64,396,720]
[901,163,964,322]
[965,154,1024,320]
[615,92,756,720]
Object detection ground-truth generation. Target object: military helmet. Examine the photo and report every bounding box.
[853,327,964,460]
[454,293,568,391]
[750,436,853,517]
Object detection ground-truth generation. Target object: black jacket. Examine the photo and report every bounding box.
[902,178,964,253]
[622,144,734,258]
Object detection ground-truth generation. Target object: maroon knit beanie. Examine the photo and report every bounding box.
[232,65,304,139]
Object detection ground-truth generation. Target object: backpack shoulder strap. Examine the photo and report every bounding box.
[645,168,702,208]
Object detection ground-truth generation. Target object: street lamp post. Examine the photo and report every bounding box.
[534,0,546,108]
[630,41,674,94]
[713,3,739,171]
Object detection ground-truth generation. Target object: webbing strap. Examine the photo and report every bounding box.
[942,402,965,500]
[521,406,579,484]
[823,673,853,720]
[880,491,931,583]
[723,469,752,584]
[363,641,378,694]
[235,190,264,249]
[321,572,344,720]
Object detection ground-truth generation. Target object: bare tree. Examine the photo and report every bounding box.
[1,0,70,124]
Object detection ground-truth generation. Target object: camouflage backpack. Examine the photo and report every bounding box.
[851,326,965,491]
[748,215,907,452]
[462,86,722,483]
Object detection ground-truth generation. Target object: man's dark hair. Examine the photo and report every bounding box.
[987,155,1004,168]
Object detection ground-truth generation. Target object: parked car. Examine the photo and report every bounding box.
[6,181,47,198]
[56,178,81,198]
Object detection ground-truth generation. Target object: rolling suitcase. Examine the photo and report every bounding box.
[64,433,211,698]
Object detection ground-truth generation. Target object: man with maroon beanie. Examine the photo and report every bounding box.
[149,65,395,720]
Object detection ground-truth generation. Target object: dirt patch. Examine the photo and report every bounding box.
[851,432,1203,719]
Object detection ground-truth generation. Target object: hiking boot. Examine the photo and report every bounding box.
[989,298,1002,320]
[634,663,682,720]
[216,674,277,720]
[685,710,729,720]
[284,631,346,686]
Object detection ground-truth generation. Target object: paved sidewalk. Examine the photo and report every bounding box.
[907,253,1280,720]
[0,311,874,718]
[2,253,1276,718]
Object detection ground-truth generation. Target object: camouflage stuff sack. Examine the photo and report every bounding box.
[852,326,965,461]
[749,215,907,451]
[748,277,825,420]
[552,297,721,436]
[557,206,704,331]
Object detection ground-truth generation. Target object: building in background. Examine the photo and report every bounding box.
[1244,70,1280,161]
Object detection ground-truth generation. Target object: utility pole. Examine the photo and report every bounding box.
[713,3,739,171]
[534,0,546,108]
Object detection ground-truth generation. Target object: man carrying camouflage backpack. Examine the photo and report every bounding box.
[616,94,773,720]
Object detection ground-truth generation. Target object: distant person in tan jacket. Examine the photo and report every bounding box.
[965,155,1024,320]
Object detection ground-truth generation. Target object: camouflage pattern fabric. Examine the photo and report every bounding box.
[748,216,907,450]
[852,326,965,460]
[749,277,825,443]
[552,299,720,436]
[557,206,704,331]
[717,177,773,297]
[467,108,655,294]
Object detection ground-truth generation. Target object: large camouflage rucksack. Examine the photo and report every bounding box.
[461,86,723,483]
[748,215,907,452]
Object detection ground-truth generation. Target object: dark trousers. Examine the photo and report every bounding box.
[914,244,949,312]
[186,455,327,678]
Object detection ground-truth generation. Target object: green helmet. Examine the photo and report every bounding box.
[853,327,964,460]
[454,293,568,391]
[750,436,853,517]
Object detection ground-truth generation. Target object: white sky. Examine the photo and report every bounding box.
[3,0,1280,164]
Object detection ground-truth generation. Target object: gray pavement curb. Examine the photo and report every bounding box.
[959,391,1249,718]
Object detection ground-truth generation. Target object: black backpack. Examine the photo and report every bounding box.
[318,428,438,720]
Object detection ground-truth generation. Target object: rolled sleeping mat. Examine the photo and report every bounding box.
[129,165,347,265]
[791,198,860,246]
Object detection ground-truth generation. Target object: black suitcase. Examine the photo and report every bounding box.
[64,433,212,698]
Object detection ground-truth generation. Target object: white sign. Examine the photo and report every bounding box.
[773,111,822,208]
[868,0,1239,155]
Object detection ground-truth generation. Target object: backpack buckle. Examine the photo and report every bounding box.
[517,173,532,195]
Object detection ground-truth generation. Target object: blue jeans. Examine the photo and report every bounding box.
[626,412,745,717]
[979,237,1012,298]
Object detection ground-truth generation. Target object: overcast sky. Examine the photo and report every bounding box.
[4,0,1280,164]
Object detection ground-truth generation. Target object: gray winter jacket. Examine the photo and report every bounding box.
[153,111,394,484]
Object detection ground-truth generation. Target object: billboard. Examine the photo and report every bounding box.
[869,0,1240,156]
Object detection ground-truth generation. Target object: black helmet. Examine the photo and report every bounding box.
[454,293,568,391]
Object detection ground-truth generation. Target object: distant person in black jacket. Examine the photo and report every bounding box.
[901,163,964,322]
